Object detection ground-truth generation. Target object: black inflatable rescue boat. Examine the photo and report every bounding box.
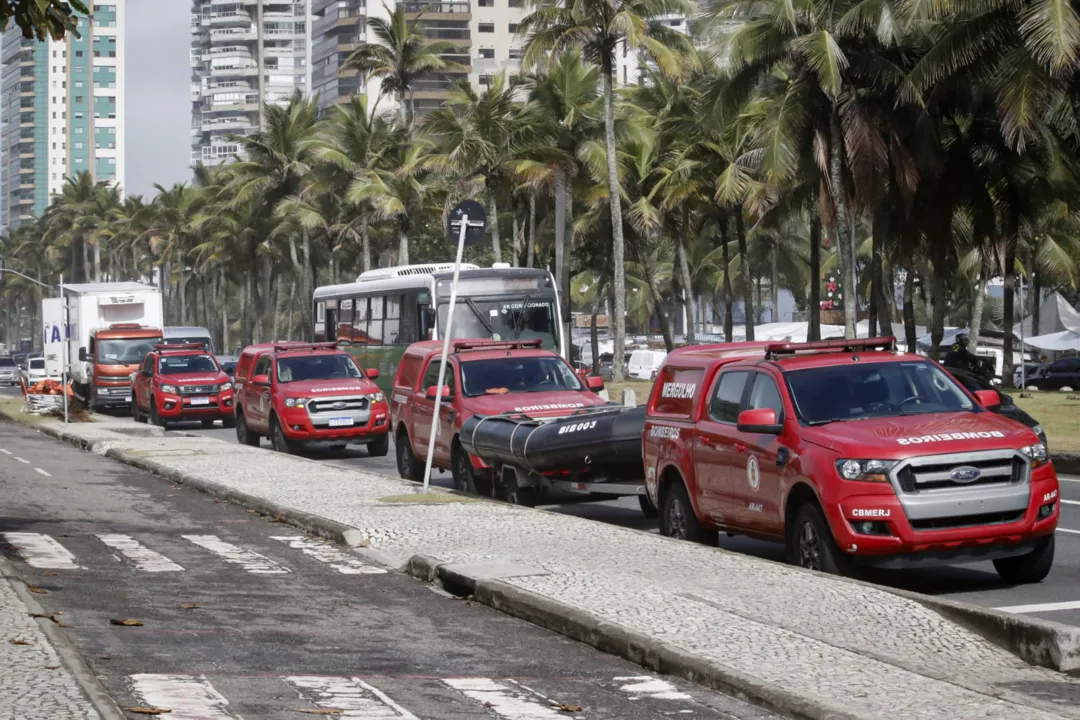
[459,405,646,478]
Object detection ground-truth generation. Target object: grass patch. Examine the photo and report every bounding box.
[1011,392,1080,453]
[605,380,654,405]
[0,396,53,426]
[378,492,479,504]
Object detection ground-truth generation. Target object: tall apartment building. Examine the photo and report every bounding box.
[189,0,313,167]
[0,1,125,230]
[310,0,639,117]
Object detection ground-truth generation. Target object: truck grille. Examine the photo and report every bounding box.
[308,397,369,413]
[909,510,1025,530]
[894,452,1023,493]
[181,384,219,395]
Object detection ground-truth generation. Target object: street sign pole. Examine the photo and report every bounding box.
[60,274,68,425]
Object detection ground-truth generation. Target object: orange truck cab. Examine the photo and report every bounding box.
[79,324,163,411]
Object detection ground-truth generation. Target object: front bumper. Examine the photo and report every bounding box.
[824,462,1059,568]
[93,385,133,405]
[279,404,390,442]
[157,390,234,419]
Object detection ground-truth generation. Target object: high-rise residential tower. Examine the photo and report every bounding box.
[0,1,125,230]
[189,0,314,167]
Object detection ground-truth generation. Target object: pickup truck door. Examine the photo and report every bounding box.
[433,359,458,466]
[412,358,442,463]
[693,370,750,527]
[136,355,154,411]
[247,354,273,433]
[727,371,786,536]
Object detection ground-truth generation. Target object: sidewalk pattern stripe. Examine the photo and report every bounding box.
[2,532,82,570]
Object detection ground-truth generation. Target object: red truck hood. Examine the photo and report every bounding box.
[801,411,1039,459]
[164,372,229,386]
[466,390,610,419]
[280,378,379,397]
[96,365,139,380]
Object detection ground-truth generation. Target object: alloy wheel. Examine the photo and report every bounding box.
[799,522,823,570]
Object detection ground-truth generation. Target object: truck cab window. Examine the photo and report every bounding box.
[710,372,748,424]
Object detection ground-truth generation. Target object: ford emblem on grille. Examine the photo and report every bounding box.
[950,466,982,483]
[331,401,347,410]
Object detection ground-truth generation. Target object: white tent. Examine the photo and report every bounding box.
[1022,292,1080,337]
[1024,328,1080,351]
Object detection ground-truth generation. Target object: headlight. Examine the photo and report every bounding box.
[285,397,309,408]
[160,384,179,394]
[368,392,385,403]
[836,459,897,482]
[219,381,232,391]
[1021,442,1048,467]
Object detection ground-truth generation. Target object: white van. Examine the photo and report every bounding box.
[162,327,214,353]
[627,349,667,380]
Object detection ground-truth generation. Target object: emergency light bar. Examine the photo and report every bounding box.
[452,338,544,353]
[271,341,340,353]
[765,336,897,358]
[153,343,208,352]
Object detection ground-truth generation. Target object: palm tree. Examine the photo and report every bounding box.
[521,0,696,380]
[341,3,466,127]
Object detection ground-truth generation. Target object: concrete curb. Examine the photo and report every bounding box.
[405,555,859,720]
[0,558,128,720]
[1052,452,1080,475]
[889,587,1080,672]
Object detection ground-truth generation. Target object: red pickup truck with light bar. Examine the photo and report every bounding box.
[233,342,390,455]
[132,343,234,428]
[643,337,1059,582]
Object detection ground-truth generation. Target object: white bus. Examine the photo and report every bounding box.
[312,263,566,391]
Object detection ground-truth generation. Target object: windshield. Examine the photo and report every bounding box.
[438,298,558,351]
[29,359,44,370]
[0,357,14,367]
[787,360,976,425]
[97,339,158,366]
[277,354,362,383]
[460,356,583,397]
[159,354,219,375]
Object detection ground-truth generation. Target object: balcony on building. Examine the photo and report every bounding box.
[208,10,252,27]
[403,1,470,19]
[210,26,258,43]
[200,113,254,132]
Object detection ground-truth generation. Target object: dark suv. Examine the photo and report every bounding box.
[1026,357,1080,391]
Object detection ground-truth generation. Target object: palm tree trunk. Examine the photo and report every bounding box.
[679,208,696,344]
[929,263,947,361]
[1032,264,1041,336]
[1002,239,1017,386]
[969,272,987,353]
[809,214,822,341]
[512,206,522,266]
[526,191,537,268]
[398,225,409,266]
[641,240,674,351]
[554,164,567,298]
[829,113,857,339]
[93,239,102,283]
[81,236,90,283]
[272,280,284,341]
[769,242,779,323]
[590,309,600,375]
[902,269,916,352]
[720,217,734,342]
[562,179,573,352]
[601,63,627,382]
[361,215,371,273]
[220,268,230,354]
[735,212,754,341]
[488,191,502,263]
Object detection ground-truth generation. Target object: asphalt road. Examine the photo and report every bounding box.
[0,419,778,720]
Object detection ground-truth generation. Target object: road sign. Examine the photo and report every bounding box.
[448,200,487,247]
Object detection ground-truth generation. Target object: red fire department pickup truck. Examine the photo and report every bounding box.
[233,342,390,455]
[643,337,1059,583]
[132,343,234,428]
[390,339,607,495]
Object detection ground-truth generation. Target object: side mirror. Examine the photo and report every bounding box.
[974,389,1001,408]
[425,385,451,400]
[737,408,783,435]
[998,392,1015,407]
[252,373,270,386]
[141,369,152,378]
[78,347,88,362]
[366,368,380,380]
[586,375,604,392]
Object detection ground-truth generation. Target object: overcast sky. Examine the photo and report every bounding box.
[125,0,191,198]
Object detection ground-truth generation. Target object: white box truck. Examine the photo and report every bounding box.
[48,283,164,410]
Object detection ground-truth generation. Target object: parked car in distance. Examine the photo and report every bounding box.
[216,355,239,383]
[233,342,390,455]
[644,336,1058,584]
[1013,363,1044,389]
[20,357,48,387]
[390,338,609,493]
[132,344,235,429]
[0,356,17,386]
[947,367,1047,448]
[1023,357,1080,391]
[627,349,667,380]
[162,326,214,354]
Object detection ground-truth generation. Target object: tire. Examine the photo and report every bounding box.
[659,481,716,544]
[787,502,857,576]
[236,412,260,447]
[269,416,292,454]
[451,442,479,494]
[993,535,1054,584]
[638,493,658,518]
[221,414,236,429]
[201,419,216,429]
[396,429,424,482]
[132,399,146,424]
[503,474,536,507]
[367,433,389,458]
[149,397,168,429]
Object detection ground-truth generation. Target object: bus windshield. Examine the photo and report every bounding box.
[438,298,558,351]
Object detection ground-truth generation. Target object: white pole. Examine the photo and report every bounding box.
[421,215,469,493]
[60,275,68,425]
[1019,274,1026,389]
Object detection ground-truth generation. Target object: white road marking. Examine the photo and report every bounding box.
[33,468,51,477]
[1060,499,1080,506]
[0,448,11,455]
[285,676,418,719]
[1,532,81,569]
[995,600,1080,614]
[615,675,692,701]
[129,674,236,720]
[442,678,566,718]
[270,536,386,574]
[1059,477,1080,483]
[1058,528,1080,536]
[14,456,29,464]
[97,534,183,572]
[182,535,289,574]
